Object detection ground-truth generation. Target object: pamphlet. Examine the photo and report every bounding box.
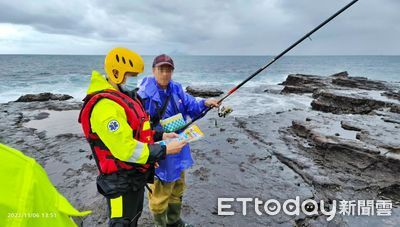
[156,124,204,146]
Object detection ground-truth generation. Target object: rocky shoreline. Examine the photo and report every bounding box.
[1,72,399,226]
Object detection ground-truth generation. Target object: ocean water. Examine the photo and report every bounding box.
[1,55,399,116]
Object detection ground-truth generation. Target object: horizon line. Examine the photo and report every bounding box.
[0,54,399,57]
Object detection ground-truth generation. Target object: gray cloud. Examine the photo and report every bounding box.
[0,0,399,54]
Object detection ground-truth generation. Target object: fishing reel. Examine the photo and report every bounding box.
[218,105,233,118]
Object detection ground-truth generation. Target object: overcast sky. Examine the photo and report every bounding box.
[0,0,398,55]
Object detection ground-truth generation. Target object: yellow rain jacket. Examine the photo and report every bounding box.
[86,71,157,164]
[0,143,91,227]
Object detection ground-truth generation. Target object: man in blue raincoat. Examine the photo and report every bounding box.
[138,54,219,227]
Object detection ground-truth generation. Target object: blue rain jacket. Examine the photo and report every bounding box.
[138,77,207,182]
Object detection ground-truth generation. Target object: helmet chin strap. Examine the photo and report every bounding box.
[118,84,130,94]
[117,84,123,92]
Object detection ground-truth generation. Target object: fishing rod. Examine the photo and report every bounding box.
[177,0,359,132]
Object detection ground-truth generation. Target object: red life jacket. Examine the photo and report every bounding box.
[78,89,154,175]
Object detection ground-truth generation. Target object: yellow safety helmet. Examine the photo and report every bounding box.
[104,47,145,84]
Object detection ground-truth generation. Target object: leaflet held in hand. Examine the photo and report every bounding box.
[157,124,204,146]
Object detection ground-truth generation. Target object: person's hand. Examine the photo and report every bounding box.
[166,140,187,155]
[155,162,159,168]
[162,132,179,140]
[205,98,220,108]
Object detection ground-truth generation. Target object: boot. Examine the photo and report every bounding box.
[152,210,167,227]
[166,203,193,227]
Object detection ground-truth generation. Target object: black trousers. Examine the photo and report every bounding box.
[106,186,145,227]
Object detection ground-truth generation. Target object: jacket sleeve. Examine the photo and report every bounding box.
[90,99,166,165]
[147,144,166,163]
[153,130,164,142]
[179,85,208,119]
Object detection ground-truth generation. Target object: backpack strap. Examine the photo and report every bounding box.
[151,94,171,128]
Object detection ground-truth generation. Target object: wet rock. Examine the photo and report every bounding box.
[382,91,400,101]
[36,131,47,140]
[341,121,362,131]
[34,112,50,120]
[292,114,400,161]
[239,162,246,172]
[15,92,73,102]
[263,88,283,94]
[186,86,223,97]
[291,120,311,138]
[382,118,400,124]
[280,73,327,87]
[311,90,399,114]
[280,74,328,94]
[192,166,210,181]
[211,149,221,156]
[81,163,97,175]
[226,137,238,144]
[280,71,393,96]
[329,71,349,78]
[332,76,388,90]
[390,105,400,114]
[281,85,318,94]
[55,133,82,139]
[372,110,400,124]
[378,184,400,205]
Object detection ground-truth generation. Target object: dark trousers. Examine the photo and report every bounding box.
[106,186,145,227]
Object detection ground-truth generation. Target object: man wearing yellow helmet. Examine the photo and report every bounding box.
[79,47,187,227]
